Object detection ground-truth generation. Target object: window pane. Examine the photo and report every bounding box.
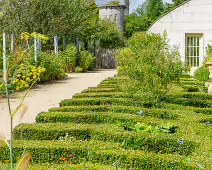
[197,47,199,56]
[191,37,193,46]
[191,47,193,56]
[194,47,197,56]
[197,57,199,67]
[187,37,190,47]
[194,57,197,67]
[194,37,197,46]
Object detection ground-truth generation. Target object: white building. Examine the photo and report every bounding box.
[148,0,212,74]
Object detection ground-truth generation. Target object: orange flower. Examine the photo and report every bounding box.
[4,160,10,163]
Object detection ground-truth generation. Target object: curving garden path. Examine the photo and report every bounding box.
[0,69,117,139]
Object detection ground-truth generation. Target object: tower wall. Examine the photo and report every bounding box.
[99,5,126,32]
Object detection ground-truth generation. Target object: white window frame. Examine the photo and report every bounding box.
[185,33,203,68]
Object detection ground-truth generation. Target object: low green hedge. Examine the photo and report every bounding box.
[162,96,212,108]
[82,87,121,93]
[13,123,196,155]
[193,108,212,115]
[49,106,178,120]
[180,85,208,93]
[0,163,122,170]
[72,92,125,98]
[170,92,212,100]
[59,98,143,107]
[35,111,166,124]
[72,92,143,101]
[0,140,196,169]
[199,118,212,125]
[180,81,202,86]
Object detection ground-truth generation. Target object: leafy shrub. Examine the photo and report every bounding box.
[194,67,210,82]
[96,19,125,49]
[79,50,95,71]
[115,32,183,106]
[37,52,67,82]
[133,122,177,134]
[75,67,83,73]
[12,64,45,91]
[59,44,76,72]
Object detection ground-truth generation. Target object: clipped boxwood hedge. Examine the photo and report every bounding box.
[162,96,212,108]
[193,108,212,115]
[170,92,212,100]
[28,163,122,170]
[59,98,143,107]
[72,92,125,99]
[13,123,196,155]
[35,111,165,124]
[49,106,178,120]
[82,87,121,93]
[0,140,196,169]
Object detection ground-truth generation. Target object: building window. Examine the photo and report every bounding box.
[186,34,202,67]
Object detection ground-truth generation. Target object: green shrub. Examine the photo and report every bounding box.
[194,67,210,82]
[37,52,67,82]
[193,108,212,115]
[59,98,143,107]
[59,44,76,72]
[115,32,183,106]
[75,66,83,73]
[170,92,212,100]
[49,105,178,120]
[27,163,122,170]
[194,66,210,92]
[162,96,212,108]
[82,87,120,93]
[79,50,95,71]
[0,140,195,169]
[13,123,195,155]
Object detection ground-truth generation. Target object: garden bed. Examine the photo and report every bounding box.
[0,76,211,169]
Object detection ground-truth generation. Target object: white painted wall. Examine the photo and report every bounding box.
[148,0,212,74]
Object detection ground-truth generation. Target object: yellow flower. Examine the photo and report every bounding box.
[33,76,37,80]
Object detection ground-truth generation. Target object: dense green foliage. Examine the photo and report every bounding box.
[96,19,125,48]
[116,32,183,106]
[59,45,77,72]
[125,0,164,37]
[1,0,99,41]
[194,67,210,82]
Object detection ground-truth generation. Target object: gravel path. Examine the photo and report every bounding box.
[0,69,117,139]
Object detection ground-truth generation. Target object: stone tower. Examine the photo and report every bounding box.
[99,4,126,32]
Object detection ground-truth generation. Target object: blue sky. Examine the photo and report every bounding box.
[96,0,173,13]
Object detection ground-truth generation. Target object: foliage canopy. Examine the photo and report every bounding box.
[116,32,183,106]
